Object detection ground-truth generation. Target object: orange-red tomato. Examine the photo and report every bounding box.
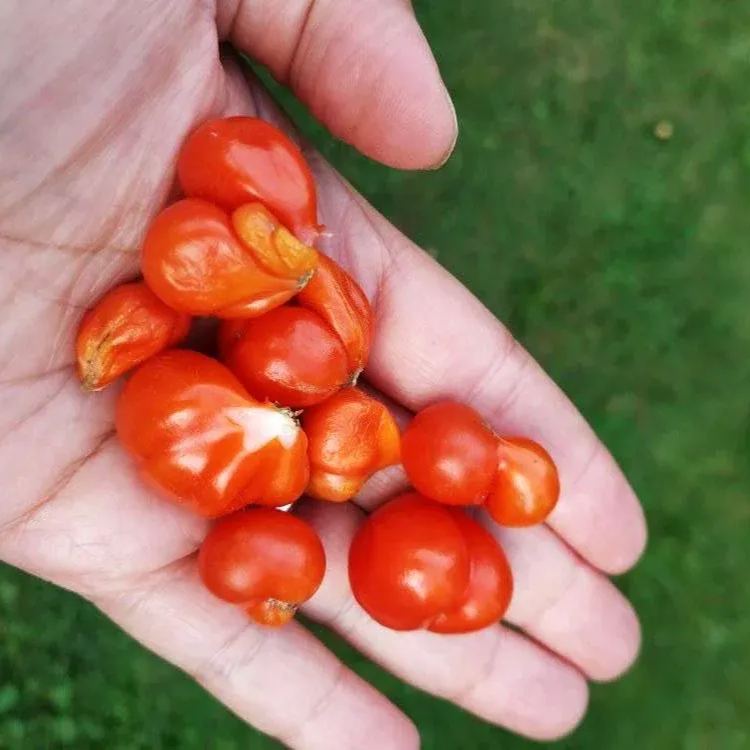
[486,437,560,527]
[116,350,309,517]
[296,253,372,376]
[198,508,326,627]
[302,388,401,502]
[141,199,317,318]
[76,281,190,390]
[348,493,471,630]
[177,117,321,242]
[401,401,497,506]
[428,510,513,634]
[219,306,350,408]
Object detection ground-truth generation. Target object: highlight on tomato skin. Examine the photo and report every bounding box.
[428,510,514,634]
[486,437,560,527]
[198,508,326,627]
[141,198,316,319]
[115,350,309,517]
[401,401,498,506]
[348,492,471,631]
[219,306,351,409]
[296,252,373,376]
[302,387,401,502]
[75,281,190,390]
[177,116,321,242]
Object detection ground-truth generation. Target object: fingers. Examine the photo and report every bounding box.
[298,500,589,741]
[96,560,418,750]
[217,0,457,169]
[309,180,647,574]
[482,516,641,682]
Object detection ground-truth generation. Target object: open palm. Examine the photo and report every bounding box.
[0,2,647,747]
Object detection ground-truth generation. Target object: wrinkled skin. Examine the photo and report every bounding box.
[0,2,647,749]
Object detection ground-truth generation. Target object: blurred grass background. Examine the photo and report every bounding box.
[2,0,750,747]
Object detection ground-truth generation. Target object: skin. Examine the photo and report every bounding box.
[0,2,646,748]
[401,401,498,505]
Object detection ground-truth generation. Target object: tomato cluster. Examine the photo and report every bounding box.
[75,116,559,633]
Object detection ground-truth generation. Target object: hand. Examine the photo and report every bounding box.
[0,2,646,747]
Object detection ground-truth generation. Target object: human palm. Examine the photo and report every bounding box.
[0,2,646,747]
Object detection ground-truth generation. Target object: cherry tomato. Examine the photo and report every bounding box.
[348,493,471,630]
[76,281,190,390]
[116,350,309,517]
[486,437,560,526]
[401,401,497,506]
[177,117,321,242]
[428,510,513,634]
[296,253,372,376]
[141,199,317,318]
[302,388,401,502]
[219,306,350,408]
[198,508,326,627]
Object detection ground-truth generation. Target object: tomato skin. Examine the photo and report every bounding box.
[428,511,513,634]
[401,401,497,506]
[302,388,401,502]
[141,199,315,318]
[116,350,308,517]
[296,253,372,374]
[348,493,471,630]
[486,438,560,527]
[220,307,350,408]
[177,117,320,242]
[76,281,190,390]
[198,508,326,627]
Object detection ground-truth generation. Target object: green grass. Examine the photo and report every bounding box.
[3,0,750,746]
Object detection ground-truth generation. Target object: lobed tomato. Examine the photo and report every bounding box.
[302,387,401,502]
[401,401,497,506]
[177,117,321,243]
[219,253,373,408]
[199,508,326,627]
[116,350,309,517]
[348,493,470,630]
[486,437,560,527]
[428,510,513,634]
[141,199,317,318]
[76,281,190,390]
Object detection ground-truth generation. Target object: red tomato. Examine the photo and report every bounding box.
[219,306,350,408]
[296,253,372,375]
[302,388,401,502]
[141,199,317,318]
[486,437,560,527]
[177,117,321,242]
[198,508,326,627]
[401,401,497,506]
[348,493,471,630]
[116,350,309,517]
[76,281,190,390]
[428,511,513,634]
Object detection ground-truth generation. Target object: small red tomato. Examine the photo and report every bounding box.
[428,511,513,634]
[199,508,326,627]
[486,437,560,526]
[348,493,471,630]
[141,199,317,318]
[116,350,309,517]
[302,388,401,502]
[177,117,321,242]
[401,401,497,506]
[76,281,190,390]
[296,253,372,376]
[220,306,350,408]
